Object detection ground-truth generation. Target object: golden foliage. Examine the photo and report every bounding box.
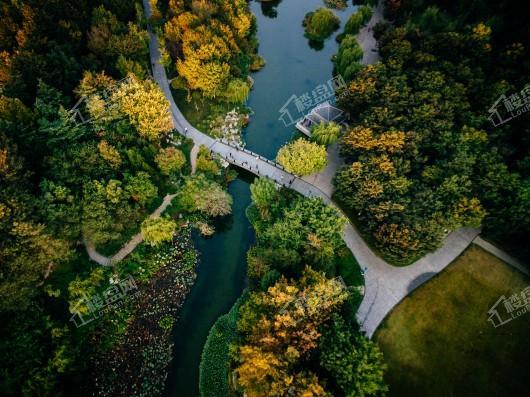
[343,126,406,153]
[374,223,418,251]
[97,140,122,169]
[111,74,173,139]
[234,268,347,396]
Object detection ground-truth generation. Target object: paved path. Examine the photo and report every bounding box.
[141,0,513,337]
[301,141,342,197]
[85,193,177,266]
[190,144,199,174]
[357,0,384,65]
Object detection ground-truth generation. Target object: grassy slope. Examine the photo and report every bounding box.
[375,245,530,397]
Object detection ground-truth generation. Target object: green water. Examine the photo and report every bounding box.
[165,1,356,396]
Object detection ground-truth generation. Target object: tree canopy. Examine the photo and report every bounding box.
[331,1,530,265]
[277,138,328,176]
[303,7,341,42]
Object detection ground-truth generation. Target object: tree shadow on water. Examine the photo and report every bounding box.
[307,39,325,51]
[260,0,283,19]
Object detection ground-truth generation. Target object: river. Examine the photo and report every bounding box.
[164,1,356,396]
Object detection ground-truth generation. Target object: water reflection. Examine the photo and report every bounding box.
[307,39,325,51]
[259,0,282,18]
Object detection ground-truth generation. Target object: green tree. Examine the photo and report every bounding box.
[303,8,341,41]
[141,217,177,246]
[276,138,327,176]
[223,79,251,104]
[320,313,388,397]
[250,177,278,219]
[344,5,373,35]
[334,34,363,81]
[311,121,342,146]
[125,172,158,206]
[155,147,186,175]
[178,174,232,217]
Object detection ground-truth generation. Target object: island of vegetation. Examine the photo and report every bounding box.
[200,178,387,397]
[303,7,341,42]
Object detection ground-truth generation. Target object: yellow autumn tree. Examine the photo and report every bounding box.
[111,74,173,140]
[98,140,122,168]
[234,267,348,396]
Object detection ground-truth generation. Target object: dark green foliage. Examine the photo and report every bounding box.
[344,5,373,35]
[248,192,346,278]
[320,313,388,397]
[334,4,530,263]
[303,8,341,42]
[199,292,245,397]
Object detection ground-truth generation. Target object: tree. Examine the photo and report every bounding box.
[311,122,342,146]
[98,140,122,169]
[164,0,257,98]
[195,146,220,175]
[223,79,251,103]
[111,74,173,140]
[141,217,177,246]
[125,172,158,206]
[303,8,340,41]
[234,267,349,397]
[250,177,278,219]
[344,5,373,35]
[334,34,364,81]
[277,138,327,176]
[155,147,186,175]
[178,174,232,217]
[320,314,388,397]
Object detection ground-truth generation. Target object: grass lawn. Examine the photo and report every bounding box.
[172,88,240,135]
[375,245,530,397]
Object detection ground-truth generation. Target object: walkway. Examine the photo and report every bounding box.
[85,193,177,266]
[356,0,384,65]
[141,0,522,338]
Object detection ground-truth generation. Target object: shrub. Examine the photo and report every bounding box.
[311,121,342,145]
[199,292,247,397]
[344,5,373,35]
[303,8,340,41]
[276,138,328,176]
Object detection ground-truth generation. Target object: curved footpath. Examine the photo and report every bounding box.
[85,193,177,266]
[138,0,525,337]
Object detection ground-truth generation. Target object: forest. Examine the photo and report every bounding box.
[200,178,387,397]
[1,0,528,396]
[334,0,530,264]
[0,0,237,395]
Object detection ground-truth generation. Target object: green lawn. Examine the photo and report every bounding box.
[375,245,530,397]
